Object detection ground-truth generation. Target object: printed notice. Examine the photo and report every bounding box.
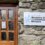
[2,21,6,28]
[24,12,45,26]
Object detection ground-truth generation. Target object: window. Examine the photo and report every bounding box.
[1,10,6,20]
[1,32,6,40]
[8,9,14,20]
[8,21,14,30]
[9,32,14,41]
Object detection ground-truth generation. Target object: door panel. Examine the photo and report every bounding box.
[0,7,18,45]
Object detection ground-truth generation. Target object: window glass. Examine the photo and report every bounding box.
[1,32,6,40]
[1,10,6,20]
[8,21,14,30]
[9,32,14,41]
[8,9,14,20]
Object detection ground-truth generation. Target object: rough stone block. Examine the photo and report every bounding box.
[18,22,24,34]
[18,35,41,45]
[31,2,38,10]
[33,26,43,31]
[24,26,42,35]
[41,36,45,45]
[39,2,45,9]
[41,0,45,2]
[33,0,41,2]
[19,0,33,2]
[34,31,42,34]
[26,0,33,2]
[19,0,25,2]
[24,27,35,34]
[19,2,30,8]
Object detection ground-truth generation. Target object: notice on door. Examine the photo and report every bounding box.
[2,21,6,29]
[24,12,45,26]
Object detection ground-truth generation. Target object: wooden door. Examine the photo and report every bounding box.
[0,7,18,45]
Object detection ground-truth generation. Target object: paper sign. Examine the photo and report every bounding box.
[2,21,6,29]
[24,12,45,26]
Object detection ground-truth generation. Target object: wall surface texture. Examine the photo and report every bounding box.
[18,0,45,45]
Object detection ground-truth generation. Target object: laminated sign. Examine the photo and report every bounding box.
[24,12,45,26]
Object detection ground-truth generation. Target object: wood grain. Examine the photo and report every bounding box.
[0,4,18,45]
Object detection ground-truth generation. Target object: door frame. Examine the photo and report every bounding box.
[0,4,18,45]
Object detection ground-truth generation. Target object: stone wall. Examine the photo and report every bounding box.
[18,0,45,45]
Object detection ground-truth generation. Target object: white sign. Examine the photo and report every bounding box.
[24,12,45,26]
[2,21,6,28]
